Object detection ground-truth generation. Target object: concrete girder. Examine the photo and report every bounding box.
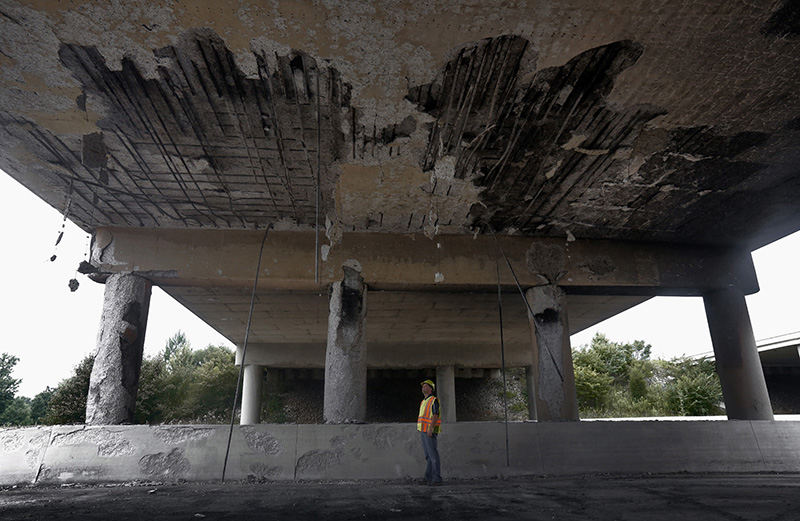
[237,342,533,370]
[90,228,758,295]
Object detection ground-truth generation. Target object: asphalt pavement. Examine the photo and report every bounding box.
[1,473,799,520]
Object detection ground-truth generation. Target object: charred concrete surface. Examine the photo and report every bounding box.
[0,0,798,248]
[323,263,367,423]
[52,30,349,229]
[85,273,152,425]
[526,285,579,421]
[3,474,800,521]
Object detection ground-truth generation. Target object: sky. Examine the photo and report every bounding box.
[2,170,799,397]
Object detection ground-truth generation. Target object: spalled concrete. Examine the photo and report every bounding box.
[526,285,578,421]
[86,273,152,425]
[2,421,800,486]
[704,286,774,420]
[324,263,367,424]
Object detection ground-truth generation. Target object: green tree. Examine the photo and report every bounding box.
[0,396,32,426]
[180,345,238,422]
[133,356,168,424]
[44,355,94,425]
[628,360,652,400]
[573,365,614,410]
[30,387,54,424]
[163,331,189,363]
[0,353,21,416]
[35,333,239,426]
[659,357,723,416]
[572,334,725,418]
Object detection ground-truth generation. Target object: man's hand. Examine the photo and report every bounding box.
[428,414,439,437]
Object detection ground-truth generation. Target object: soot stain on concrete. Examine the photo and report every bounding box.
[54,28,352,229]
[761,0,800,37]
[407,36,665,236]
[581,256,616,279]
[241,427,281,455]
[119,301,144,396]
[51,428,135,457]
[295,449,341,474]
[153,426,214,445]
[248,463,282,479]
[138,448,190,477]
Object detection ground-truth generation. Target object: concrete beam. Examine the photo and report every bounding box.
[90,228,759,295]
[237,342,533,369]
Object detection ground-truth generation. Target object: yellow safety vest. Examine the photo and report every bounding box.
[417,396,442,434]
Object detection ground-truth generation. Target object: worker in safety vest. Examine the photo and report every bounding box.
[417,379,442,485]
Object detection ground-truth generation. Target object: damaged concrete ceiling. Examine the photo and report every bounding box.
[1,1,798,352]
[1,0,799,249]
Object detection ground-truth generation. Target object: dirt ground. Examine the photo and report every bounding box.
[1,473,799,520]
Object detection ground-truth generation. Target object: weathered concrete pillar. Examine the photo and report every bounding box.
[324,262,367,423]
[526,285,578,421]
[703,286,773,420]
[525,365,538,421]
[436,365,456,423]
[86,273,152,425]
[240,364,264,425]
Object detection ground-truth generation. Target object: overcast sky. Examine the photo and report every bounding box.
[2,171,799,397]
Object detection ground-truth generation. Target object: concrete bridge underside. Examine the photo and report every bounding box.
[0,0,798,429]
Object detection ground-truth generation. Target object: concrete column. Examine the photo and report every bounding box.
[324,262,367,423]
[240,364,264,425]
[86,273,152,425]
[436,365,456,423]
[525,365,538,421]
[703,286,773,420]
[526,285,578,421]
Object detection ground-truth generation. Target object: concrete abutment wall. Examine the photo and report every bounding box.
[1,421,798,485]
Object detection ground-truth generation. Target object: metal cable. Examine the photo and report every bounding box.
[496,260,510,467]
[222,226,270,482]
[488,226,564,383]
[314,69,321,284]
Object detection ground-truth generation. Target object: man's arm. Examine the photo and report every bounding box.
[428,398,439,437]
[428,412,439,437]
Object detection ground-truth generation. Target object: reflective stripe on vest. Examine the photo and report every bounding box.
[417,396,442,433]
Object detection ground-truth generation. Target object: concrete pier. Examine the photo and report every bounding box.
[240,364,264,425]
[436,365,456,423]
[704,287,774,420]
[324,263,368,423]
[525,365,538,421]
[526,285,578,421]
[86,273,152,425]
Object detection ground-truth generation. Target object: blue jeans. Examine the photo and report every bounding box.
[420,431,442,483]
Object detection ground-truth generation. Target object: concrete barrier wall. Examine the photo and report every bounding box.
[1,421,799,485]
